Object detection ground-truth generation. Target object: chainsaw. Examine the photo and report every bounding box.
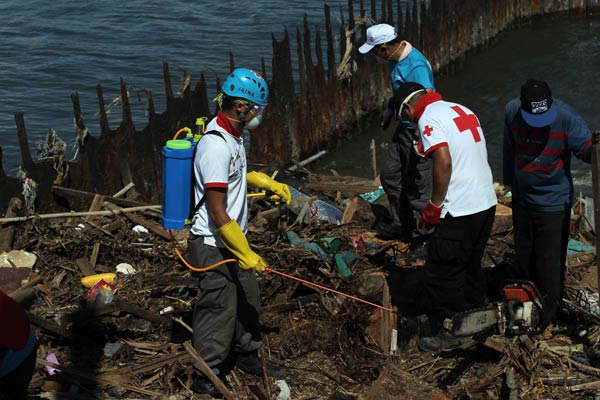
[442,280,544,337]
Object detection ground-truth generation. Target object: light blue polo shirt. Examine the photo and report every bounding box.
[390,47,435,91]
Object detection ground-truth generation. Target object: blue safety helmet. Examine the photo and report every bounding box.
[222,68,269,106]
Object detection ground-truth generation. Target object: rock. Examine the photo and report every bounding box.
[0,249,37,268]
[0,249,36,292]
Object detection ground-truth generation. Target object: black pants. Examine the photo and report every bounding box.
[423,206,496,327]
[188,236,262,377]
[0,343,37,400]
[512,203,569,327]
[380,123,432,237]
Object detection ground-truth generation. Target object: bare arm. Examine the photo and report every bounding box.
[430,146,452,206]
[206,188,230,228]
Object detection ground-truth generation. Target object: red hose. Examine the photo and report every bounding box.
[264,267,394,314]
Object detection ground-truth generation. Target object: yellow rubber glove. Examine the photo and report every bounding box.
[216,220,266,273]
[247,171,292,205]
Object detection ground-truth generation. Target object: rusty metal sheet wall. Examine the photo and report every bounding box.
[1,0,598,210]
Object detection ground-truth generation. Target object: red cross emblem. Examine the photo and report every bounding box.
[451,106,481,142]
[423,125,433,137]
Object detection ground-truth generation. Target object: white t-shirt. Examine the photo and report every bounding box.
[190,117,248,247]
[418,100,497,218]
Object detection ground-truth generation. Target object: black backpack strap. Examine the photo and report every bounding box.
[191,130,227,215]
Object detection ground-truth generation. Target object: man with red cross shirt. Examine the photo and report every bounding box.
[395,82,497,352]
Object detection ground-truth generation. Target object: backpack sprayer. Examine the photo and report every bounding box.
[160,119,238,273]
[160,122,393,313]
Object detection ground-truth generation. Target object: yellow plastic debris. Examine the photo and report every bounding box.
[81,273,117,288]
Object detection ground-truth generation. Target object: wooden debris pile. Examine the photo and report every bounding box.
[1,177,600,399]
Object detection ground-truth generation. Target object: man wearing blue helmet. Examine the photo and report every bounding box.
[188,68,285,396]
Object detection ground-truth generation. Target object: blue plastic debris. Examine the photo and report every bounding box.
[334,251,356,280]
[359,187,385,203]
[567,239,595,255]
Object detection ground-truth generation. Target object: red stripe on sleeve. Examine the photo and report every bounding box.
[205,182,228,189]
[424,142,448,156]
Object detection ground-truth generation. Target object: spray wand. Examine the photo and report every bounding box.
[169,231,393,314]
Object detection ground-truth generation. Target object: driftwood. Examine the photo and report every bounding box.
[0,197,22,251]
[36,358,161,397]
[184,341,237,400]
[105,202,170,240]
[0,204,161,223]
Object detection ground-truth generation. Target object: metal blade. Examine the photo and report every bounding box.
[445,307,500,337]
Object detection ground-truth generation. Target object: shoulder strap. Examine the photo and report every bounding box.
[191,130,227,216]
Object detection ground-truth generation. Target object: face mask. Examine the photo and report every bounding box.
[374,55,389,64]
[244,106,266,130]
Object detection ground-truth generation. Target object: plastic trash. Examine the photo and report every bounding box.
[103,342,124,358]
[275,379,291,400]
[358,187,385,203]
[575,289,600,316]
[567,239,595,255]
[116,263,136,275]
[334,251,356,280]
[45,353,59,375]
[289,186,343,224]
[87,280,116,306]
[81,273,117,288]
[286,231,301,246]
[159,306,175,315]
[321,237,345,253]
[351,235,367,252]
[132,225,149,234]
[300,243,329,260]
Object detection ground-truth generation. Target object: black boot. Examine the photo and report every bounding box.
[418,331,474,352]
[236,351,284,378]
[375,221,411,241]
[191,375,223,398]
[406,236,429,263]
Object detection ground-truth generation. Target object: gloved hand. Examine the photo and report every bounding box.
[247,171,291,205]
[216,220,266,272]
[418,201,443,229]
[380,96,399,130]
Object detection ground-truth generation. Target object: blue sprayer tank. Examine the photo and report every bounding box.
[161,139,195,230]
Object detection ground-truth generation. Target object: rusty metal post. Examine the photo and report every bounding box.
[591,131,600,298]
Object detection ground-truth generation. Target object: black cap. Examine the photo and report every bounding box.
[394,82,426,109]
[519,79,557,127]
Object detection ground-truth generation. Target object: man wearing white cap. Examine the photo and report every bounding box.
[358,23,434,92]
[503,79,593,328]
[359,23,435,255]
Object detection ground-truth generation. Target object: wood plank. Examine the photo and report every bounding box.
[184,341,237,400]
[52,186,147,208]
[36,358,161,397]
[0,197,22,251]
[306,182,379,194]
[75,257,96,277]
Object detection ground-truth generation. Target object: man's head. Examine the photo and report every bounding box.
[359,23,401,60]
[394,82,427,122]
[221,68,269,129]
[519,79,557,128]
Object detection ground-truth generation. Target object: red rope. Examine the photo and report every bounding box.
[264,267,394,314]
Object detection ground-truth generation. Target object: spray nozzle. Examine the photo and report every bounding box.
[196,117,208,134]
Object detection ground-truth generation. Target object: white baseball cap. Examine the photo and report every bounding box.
[358,24,398,54]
